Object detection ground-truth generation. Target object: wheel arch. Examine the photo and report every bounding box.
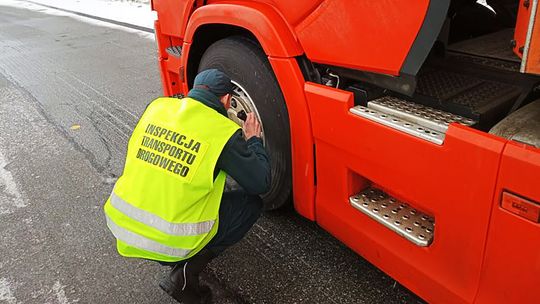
[184,24,257,88]
[182,1,303,87]
[182,4,316,218]
[183,1,303,72]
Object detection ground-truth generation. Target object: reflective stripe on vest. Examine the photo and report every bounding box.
[104,97,240,262]
[106,216,191,258]
[109,191,214,236]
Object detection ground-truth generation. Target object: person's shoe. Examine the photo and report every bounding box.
[159,262,199,303]
[159,249,215,304]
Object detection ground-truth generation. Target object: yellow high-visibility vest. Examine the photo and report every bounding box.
[104,97,239,262]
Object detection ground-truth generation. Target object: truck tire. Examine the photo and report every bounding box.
[198,36,292,210]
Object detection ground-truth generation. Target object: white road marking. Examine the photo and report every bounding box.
[0,151,26,215]
[0,278,17,304]
[52,281,69,304]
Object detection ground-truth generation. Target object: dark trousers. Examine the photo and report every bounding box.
[159,190,263,266]
[205,190,263,256]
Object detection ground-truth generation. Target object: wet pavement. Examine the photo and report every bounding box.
[0,3,425,304]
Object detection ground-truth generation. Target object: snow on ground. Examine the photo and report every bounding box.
[0,0,155,30]
[0,0,155,39]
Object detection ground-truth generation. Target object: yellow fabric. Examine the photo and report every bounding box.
[104,97,239,262]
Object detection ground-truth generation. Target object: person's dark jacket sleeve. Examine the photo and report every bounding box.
[216,130,271,195]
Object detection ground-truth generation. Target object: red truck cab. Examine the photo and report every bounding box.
[151,1,540,303]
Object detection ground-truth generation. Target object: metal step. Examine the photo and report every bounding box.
[350,188,435,247]
[414,62,524,129]
[368,96,476,133]
[165,45,182,58]
[350,105,446,145]
[170,93,184,99]
[447,28,520,63]
[416,69,483,101]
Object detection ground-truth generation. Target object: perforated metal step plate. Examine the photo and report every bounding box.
[165,45,182,58]
[447,28,520,63]
[416,69,482,101]
[350,188,435,247]
[368,97,476,133]
[170,94,185,99]
[350,105,445,145]
[448,53,520,73]
[414,64,523,129]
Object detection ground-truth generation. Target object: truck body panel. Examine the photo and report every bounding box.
[184,1,303,57]
[475,142,540,303]
[151,1,540,302]
[153,0,194,37]
[253,0,323,27]
[521,0,540,74]
[305,82,506,304]
[294,0,431,75]
[268,57,317,219]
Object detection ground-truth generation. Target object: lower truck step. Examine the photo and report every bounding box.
[350,96,476,145]
[350,188,435,247]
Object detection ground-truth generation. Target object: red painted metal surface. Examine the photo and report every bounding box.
[153,1,540,303]
[185,1,303,57]
[152,0,196,38]
[474,143,540,304]
[153,1,316,214]
[154,20,169,96]
[180,41,192,94]
[295,0,430,75]
[154,20,182,96]
[304,83,506,304]
[524,4,540,75]
[268,57,316,220]
[514,0,540,75]
[501,191,540,223]
[261,0,323,27]
[513,0,531,58]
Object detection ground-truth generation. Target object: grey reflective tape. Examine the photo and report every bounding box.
[110,192,214,236]
[106,216,191,258]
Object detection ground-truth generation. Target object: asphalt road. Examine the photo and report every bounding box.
[0,4,425,304]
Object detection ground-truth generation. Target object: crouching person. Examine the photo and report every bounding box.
[104,69,271,303]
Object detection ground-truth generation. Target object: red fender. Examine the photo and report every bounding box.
[182,2,315,219]
[184,1,303,57]
[268,57,316,220]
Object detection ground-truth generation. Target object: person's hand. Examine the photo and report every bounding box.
[242,112,261,140]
